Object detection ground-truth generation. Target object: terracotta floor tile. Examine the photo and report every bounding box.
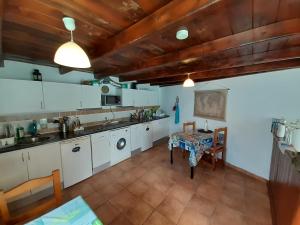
[245,177,268,194]
[127,180,149,197]
[178,207,210,225]
[116,171,137,187]
[140,172,161,186]
[84,191,106,209]
[110,214,134,225]
[109,189,138,213]
[130,166,147,179]
[196,182,223,202]
[67,182,95,198]
[167,184,194,205]
[156,197,185,224]
[210,203,247,225]
[186,195,216,217]
[143,211,175,225]
[125,200,154,225]
[97,182,124,201]
[221,188,246,212]
[142,187,166,208]
[95,202,120,224]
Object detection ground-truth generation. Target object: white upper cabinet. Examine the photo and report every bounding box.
[0,79,44,115]
[81,85,101,109]
[43,82,82,111]
[121,89,135,106]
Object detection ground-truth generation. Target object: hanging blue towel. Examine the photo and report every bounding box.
[175,102,180,124]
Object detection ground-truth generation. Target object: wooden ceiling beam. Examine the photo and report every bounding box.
[120,47,300,82]
[96,18,300,75]
[0,0,4,67]
[92,0,221,60]
[147,59,300,85]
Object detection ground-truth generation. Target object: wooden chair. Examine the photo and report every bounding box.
[0,170,62,225]
[202,127,227,170]
[183,122,196,133]
[182,122,196,158]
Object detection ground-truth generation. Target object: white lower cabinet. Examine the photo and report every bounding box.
[0,150,29,192]
[0,143,62,201]
[91,131,111,171]
[27,143,63,193]
[130,124,142,151]
[151,117,170,142]
[60,136,93,188]
[141,123,153,151]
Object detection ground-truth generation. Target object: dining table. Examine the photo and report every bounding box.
[26,196,103,225]
[168,130,215,179]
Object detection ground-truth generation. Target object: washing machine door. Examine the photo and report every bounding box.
[116,137,126,150]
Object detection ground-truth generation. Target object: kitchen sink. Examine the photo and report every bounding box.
[18,136,52,145]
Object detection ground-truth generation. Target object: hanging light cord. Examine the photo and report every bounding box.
[70,30,74,42]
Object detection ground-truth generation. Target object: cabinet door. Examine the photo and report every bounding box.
[133,90,143,107]
[0,79,44,115]
[43,82,82,111]
[27,142,62,181]
[0,150,28,193]
[91,131,111,169]
[27,143,63,193]
[141,123,153,151]
[130,124,142,151]
[122,89,134,106]
[81,85,101,109]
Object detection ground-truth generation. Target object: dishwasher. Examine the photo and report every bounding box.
[60,136,93,188]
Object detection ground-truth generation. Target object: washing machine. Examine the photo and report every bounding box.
[110,127,131,166]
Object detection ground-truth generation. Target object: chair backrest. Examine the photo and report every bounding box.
[0,170,62,225]
[213,127,227,149]
[183,122,196,133]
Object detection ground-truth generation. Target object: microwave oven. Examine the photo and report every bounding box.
[101,95,121,106]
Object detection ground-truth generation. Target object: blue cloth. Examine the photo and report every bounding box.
[175,102,180,124]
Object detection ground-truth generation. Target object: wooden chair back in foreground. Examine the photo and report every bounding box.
[202,127,227,170]
[0,170,62,225]
[183,121,196,133]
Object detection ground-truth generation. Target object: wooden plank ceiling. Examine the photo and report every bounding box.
[2,0,300,86]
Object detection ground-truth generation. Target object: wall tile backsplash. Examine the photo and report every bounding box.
[0,106,155,136]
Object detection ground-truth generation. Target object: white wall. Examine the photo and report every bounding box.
[160,68,300,179]
[0,60,94,84]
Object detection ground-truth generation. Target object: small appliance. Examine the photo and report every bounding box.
[101,95,121,106]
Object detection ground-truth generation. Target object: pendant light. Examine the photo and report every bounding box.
[183,73,195,87]
[54,17,91,68]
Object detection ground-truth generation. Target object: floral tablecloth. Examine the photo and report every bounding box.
[168,131,214,167]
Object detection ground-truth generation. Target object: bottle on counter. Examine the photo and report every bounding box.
[16,125,25,140]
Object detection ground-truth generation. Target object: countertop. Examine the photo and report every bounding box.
[0,116,169,154]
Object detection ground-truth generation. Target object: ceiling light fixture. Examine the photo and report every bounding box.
[183,73,195,87]
[176,26,189,40]
[54,17,91,68]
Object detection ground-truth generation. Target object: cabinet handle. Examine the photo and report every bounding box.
[40,101,43,109]
[72,146,81,152]
[146,127,150,131]
[28,152,30,160]
[21,152,24,162]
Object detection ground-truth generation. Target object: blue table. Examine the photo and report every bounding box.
[169,131,214,178]
[26,196,103,225]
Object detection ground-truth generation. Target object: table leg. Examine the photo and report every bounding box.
[170,147,173,164]
[190,166,194,179]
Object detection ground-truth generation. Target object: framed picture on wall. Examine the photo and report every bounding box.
[194,89,228,121]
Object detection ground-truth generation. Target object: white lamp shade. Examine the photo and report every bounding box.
[183,77,195,87]
[54,41,91,68]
